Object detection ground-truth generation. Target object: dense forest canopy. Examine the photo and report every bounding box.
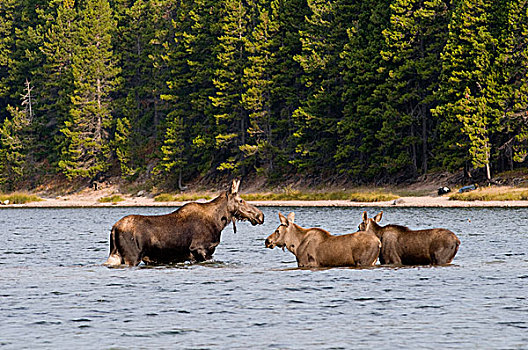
[1,0,527,191]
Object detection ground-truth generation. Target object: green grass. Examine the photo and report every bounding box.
[241,190,398,202]
[449,188,528,201]
[391,189,432,197]
[152,190,397,202]
[98,194,125,203]
[154,193,213,202]
[0,192,43,204]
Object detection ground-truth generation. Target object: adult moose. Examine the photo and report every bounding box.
[359,211,460,265]
[265,212,380,268]
[104,179,264,266]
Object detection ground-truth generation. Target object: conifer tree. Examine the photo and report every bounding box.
[263,0,308,177]
[335,0,391,180]
[494,0,528,168]
[241,0,280,174]
[58,0,120,179]
[113,0,175,176]
[210,0,250,174]
[434,0,500,180]
[1,0,45,120]
[159,0,220,182]
[37,0,77,167]
[291,0,353,174]
[114,116,136,177]
[0,0,16,110]
[0,106,30,190]
[379,0,452,176]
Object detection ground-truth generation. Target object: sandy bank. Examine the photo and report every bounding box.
[3,193,528,208]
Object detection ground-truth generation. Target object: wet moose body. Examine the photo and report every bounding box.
[359,211,460,265]
[265,212,381,268]
[104,180,264,266]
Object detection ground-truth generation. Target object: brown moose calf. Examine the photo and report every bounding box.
[359,211,460,266]
[265,212,381,268]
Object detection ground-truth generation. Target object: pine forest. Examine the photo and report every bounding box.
[1,0,528,191]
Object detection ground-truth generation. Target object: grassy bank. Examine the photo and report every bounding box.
[152,190,398,203]
[449,187,528,201]
[0,192,43,204]
[98,194,125,203]
[154,193,213,202]
[241,190,398,202]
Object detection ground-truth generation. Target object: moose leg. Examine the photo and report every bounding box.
[104,253,123,266]
[190,247,209,262]
[190,241,219,262]
[104,228,124,266]
[380,239,401,265]
[431,239,460,265]
[360,243,381,266]
[116,230,143,266]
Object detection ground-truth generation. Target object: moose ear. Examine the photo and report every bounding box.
[287,212,295,224]
[374,211,383,222]
[362,211,368,223]
[230,179,240,194]
[279,212,288,226]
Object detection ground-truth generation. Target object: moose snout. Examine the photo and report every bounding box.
[250,211,265,225]
[265,238,274,248]
[257,212,264,224]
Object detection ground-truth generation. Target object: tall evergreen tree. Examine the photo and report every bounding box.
[58,0,120,179]
[241,0,280,174]
[113,0,175,177]
[269,0,308,176]
[0,106,31,190]
[336,0,391,180]
[0,0,16,112]
[433,0,500,180]
[159,0,220,183]
[114,116,136,177]
[1,0,46,119]
[291,0,353,175]
[379,0,452,176]
[210,0,250,174]
[494,0,528,169]
[37,0,77,167]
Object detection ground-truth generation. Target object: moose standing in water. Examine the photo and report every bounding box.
[359,211,460,265]
[265,212,381,268]
[104,179,264,266]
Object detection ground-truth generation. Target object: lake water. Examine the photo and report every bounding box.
[0,206,527,349]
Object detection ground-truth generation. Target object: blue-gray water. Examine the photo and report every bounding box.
[1,206,527,349]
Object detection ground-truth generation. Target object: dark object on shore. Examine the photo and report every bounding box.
[458,184,478,193]
[104,179,264,266]
[437,186,451,195]
[90,181,98,191]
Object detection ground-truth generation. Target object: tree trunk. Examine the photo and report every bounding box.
[422,107,428,174]
[96,77,102,141]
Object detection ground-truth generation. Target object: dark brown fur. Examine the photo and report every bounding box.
[265,212,381,268]
[359,211,460,265]
[104,180,264,266]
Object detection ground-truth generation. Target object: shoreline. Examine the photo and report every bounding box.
[3,195,528,208]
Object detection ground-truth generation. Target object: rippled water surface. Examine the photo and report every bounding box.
[1,206,527,349]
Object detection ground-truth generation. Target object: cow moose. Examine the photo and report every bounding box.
[104,179,264,266]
